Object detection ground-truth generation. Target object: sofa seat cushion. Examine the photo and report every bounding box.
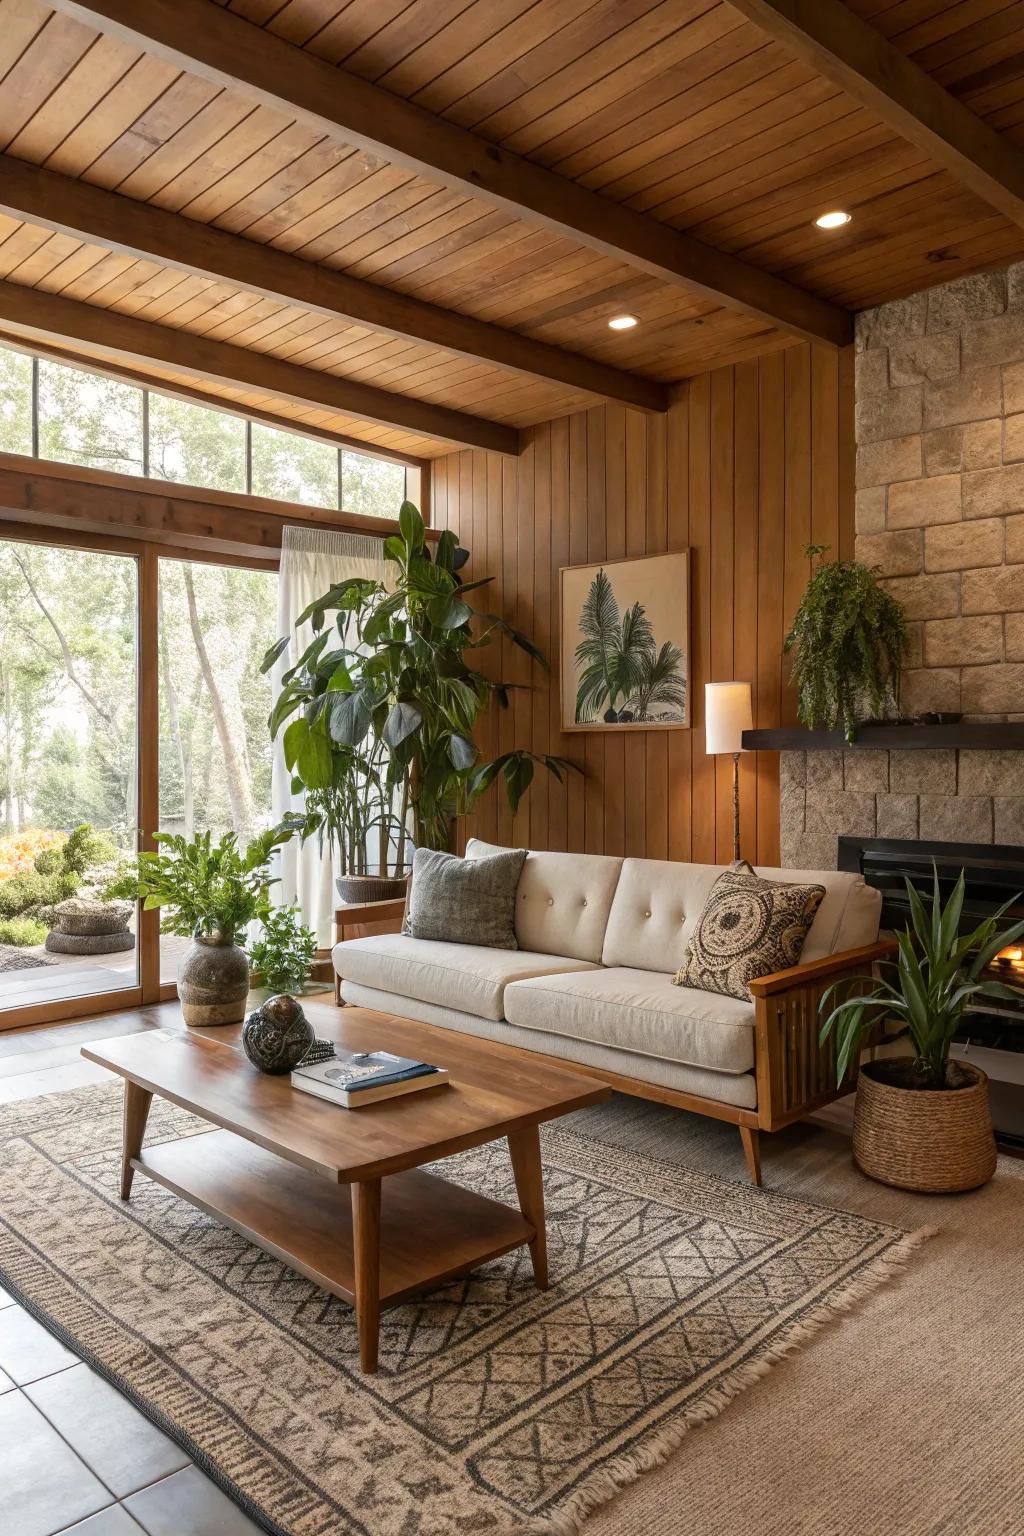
[332,934,599,1022]
[503,966,755,1075]
[340,981,757,1111]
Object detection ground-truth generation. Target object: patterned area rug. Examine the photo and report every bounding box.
[0,1084,930,1536]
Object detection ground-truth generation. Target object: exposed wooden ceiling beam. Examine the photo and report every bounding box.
[724,0,1024,228]
[0,157,665,416]
[0,281,518,456]
[49,0,853,350]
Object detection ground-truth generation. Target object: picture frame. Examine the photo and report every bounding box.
[559,551,690,732]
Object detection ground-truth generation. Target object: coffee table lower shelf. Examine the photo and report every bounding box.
[133,1129,535,1370]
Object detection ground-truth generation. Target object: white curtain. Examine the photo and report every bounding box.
[271,524,386,946]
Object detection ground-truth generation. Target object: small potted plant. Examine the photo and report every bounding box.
[108,827,289,1027]
[785,544,909,742]
[820,867,1024,1192]
[246,904,317,998]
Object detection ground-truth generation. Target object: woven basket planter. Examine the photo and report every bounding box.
[853,1059,997,1193]
[336,874,408,905]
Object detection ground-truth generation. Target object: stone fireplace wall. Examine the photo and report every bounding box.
[781,265,1024,870]
[855,264,1024,719]
[780,749,1024,870]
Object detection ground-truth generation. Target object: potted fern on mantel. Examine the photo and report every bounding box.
[820,867,1024,1192]
[784,545,910,742]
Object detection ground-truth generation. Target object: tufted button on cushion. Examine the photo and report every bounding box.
[602,857,881,973]
[467,838,625,964]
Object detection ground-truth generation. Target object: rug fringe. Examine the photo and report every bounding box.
[522,1224,937,1536]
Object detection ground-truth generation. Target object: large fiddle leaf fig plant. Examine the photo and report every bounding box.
[784,545,909,742]
[264,502,574,856]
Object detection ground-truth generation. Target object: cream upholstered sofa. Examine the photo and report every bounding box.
[332,839,893,1183]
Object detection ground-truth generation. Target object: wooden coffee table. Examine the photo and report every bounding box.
[83,1008,609,1372]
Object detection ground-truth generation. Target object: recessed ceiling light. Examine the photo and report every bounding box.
[814,210,851,230]
[608,313,638,330]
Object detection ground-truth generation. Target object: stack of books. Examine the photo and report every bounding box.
[291,1048,449,1108]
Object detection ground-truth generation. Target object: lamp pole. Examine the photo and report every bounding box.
[704,681,753,865]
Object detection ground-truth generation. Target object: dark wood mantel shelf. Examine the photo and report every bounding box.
[742,724,1024,751]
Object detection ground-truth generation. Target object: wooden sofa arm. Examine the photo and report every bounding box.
[747,938,898,998]
[333,898,407,1005]
[750,938,897,1132]
[334,898,408,932]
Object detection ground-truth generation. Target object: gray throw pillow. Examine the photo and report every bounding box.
[673,860,825,1001]
[406,846,527,949]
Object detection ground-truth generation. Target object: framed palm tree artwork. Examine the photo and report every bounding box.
[560,552,689,731]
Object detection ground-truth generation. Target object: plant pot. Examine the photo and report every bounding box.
[335,873,408,905]
[852,1058,997,1193]
[178,924,250,1028]
[49,898,133,936]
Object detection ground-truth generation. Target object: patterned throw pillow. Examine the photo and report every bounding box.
[406,846,527,949]
[673,860,825,1001]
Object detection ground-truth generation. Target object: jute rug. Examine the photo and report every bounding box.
[0,1083,931,1536]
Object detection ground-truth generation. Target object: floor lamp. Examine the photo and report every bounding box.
[705,681,753,863]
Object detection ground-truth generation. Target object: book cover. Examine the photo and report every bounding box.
[293,1049,437,1093]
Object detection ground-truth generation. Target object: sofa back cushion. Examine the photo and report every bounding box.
[602,858,881,973]
[466,838,623,963]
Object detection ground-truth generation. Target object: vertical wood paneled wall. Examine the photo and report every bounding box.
[431,344,854,866]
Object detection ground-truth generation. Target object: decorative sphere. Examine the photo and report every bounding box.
[242,994,314,1075]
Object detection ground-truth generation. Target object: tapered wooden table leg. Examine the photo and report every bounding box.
[508,1126,547,1290]
[351,1178,382,1373]
[120,1081,153,1200]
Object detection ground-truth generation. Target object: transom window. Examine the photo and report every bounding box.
[0,342,408,518]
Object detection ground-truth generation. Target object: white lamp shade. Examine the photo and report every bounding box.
[705,681,753,755]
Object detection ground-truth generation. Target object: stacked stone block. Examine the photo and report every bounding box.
[780,750,1024,870]
[855,266,1024,720]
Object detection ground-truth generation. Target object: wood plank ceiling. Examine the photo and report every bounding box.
[0,0,1019,458]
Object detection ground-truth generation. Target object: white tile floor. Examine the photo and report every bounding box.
[0,1225,265,1536]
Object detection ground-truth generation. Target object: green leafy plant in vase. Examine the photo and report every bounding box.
[108,827,289,1027]
[784,544,909,742]
[264,501,576,860]
[820,866,1024,1191]
[247,903,317,996]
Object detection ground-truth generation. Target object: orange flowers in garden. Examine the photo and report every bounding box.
[0,829,65,880]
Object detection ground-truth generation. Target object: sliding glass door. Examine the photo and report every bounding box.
[0,537,139,1016]
[157,558,279,984]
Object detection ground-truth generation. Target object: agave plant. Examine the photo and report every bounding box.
[820,866,1024,1089]
[574,569,686,723]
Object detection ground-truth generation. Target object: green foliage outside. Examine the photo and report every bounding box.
[820,866,1024,1089]
[266,502,575,857]
[0,343,408,856]
[0,917,47,946]
[784,545,909,742]
[107,828,291,941]
[246,904,317,994]
[574,568,686,724]
[0,823,117,938]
